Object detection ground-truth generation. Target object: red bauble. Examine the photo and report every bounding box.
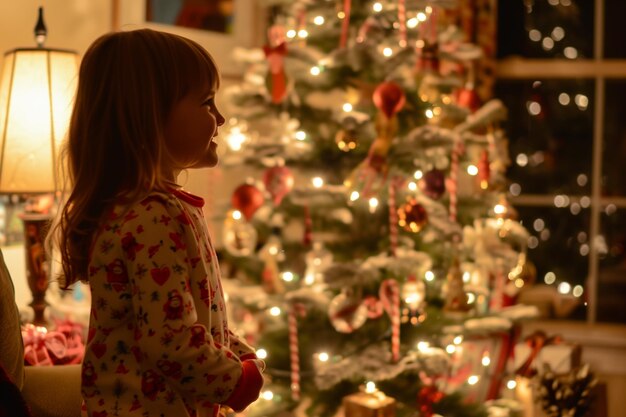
[420,169,446,200]
[456,87,481,112]
[373,81,406,118]
[398,199,428,233]
[263,166,295,206]
[231,184,264,221]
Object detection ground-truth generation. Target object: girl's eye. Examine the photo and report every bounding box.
[203,98,214,106]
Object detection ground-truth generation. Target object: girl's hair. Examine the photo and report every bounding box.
[52,29,220,288]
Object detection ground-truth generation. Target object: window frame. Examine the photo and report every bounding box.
[496,0,626,324]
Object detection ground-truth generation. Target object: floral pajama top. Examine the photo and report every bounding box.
[81,188,260,417]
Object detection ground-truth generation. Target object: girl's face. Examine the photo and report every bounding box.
[162,83,225,175]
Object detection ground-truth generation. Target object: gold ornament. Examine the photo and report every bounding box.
[397,198,428,233]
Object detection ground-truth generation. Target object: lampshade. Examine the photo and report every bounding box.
[0,47,78,193]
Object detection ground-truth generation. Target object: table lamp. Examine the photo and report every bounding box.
[0,7,78,326]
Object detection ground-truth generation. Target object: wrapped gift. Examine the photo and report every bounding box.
[514,332,581,376]
[343,386,396,417]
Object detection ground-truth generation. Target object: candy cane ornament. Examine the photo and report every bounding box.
[288,303,306,400]
[379,279,401,362]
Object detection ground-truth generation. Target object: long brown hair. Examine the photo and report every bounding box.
[51,29,220,288]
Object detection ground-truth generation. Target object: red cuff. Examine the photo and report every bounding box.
[239,353,257,361]
[223,360,263,412]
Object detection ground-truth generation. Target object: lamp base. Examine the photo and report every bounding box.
[20,212,52,327]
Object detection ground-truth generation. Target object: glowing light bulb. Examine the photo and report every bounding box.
[312,177,324,188]
[446,344,456,354]
[507,379,517,389]
[424,271,435,281]
[372,3,383,12]
[298,29,308,38]
[350,191,360,201]
[295,130,307,141]
[232,210,242,220]
[467,165,478,176]
[453,336,463,345]
[282,271,295,282]
[318,352,329,362]
[269,306,281,316]
[342,103,353,112]
[468,375,480,385]
[313,16,325,25]
[286,29,297,38]
[482,354,491,367]
[417,341,430,352]
[368,197,379,212]
[383,47,393,57]
[261,390,274,400]
[310,66,321,76]
[256,349,268,359]
[365,381,377,393]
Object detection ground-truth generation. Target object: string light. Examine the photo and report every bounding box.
[368,197,379,213]
[544,272,556,285]
[256,348,268,359]
[295,130,307,140]
[453,336,463,345]
[417,341,430,352]
[414,170,423,179]
[372,3,383,12]
[269,306,282,316]
[365,381,377,393]
[282,271,295,282]
[298,29,309,38]
[312,177,324,188]
[408,181,417,191]
[313,16,325,25]
[407,17,418,28]
[350,191,360,201]
[558,282,571,295]
[481,354,491,367]
[261,390,274,400]
[286,29,297,38]
[317,352,330,362]
[417,12,427,22]
[507,379,517,389]
[573,285,584,297]
[425,109,434,119]
[310,66,321,76]
[342,103,353,112]
[446,344,456,354]
[232,210,242,220]
[467,165,478,176]
[382,47,393,57]
[468,375,480,385]
[424,270,435,281]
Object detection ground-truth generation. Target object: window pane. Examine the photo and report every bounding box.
[515,205,588,320]
[604,1,626,58]
[597,207,626,323]
[603,80,626,197]
[495,79,593,195]
[497,0,594,59]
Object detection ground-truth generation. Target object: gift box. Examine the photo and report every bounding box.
[514,339,581,376]
[342,390,396,417]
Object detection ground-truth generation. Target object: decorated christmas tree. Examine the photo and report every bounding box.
[218,1,538,416]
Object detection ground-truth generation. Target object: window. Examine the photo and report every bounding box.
[496,0,626,324]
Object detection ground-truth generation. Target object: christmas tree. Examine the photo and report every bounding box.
[218,1,537,416]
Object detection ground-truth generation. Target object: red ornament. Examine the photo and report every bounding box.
[373,81,406,119]
[456,87,481,112]
[397,199,428,233]
[417,385,444,417]
[231,184,264,221]
[263,166,295,206]
[419,169,446,200]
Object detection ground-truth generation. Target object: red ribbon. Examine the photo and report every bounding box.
[515,330,563,378]
[22,321,85,366]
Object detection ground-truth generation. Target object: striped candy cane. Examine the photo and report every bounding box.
[398,0,407,47]
[339,0,352,48]
[380,279,401,362]
[448,137,464,222]
[288,303,305,400]
[388,177,405,257]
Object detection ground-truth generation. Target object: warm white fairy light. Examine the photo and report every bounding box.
[462,271,471,283]
[507,379,517,389]
[295,130,307,140]
[482,354,491,367]
[544,272,556,285]
[312,177,324,188]
[558,282,571,295]
[350,190,360,201]
[559,93,571,105]
[232,210,242,220]
[446,344,456,354]
[414,170,423,180]
[529,29,541,42]
[425,109,434,119]
[527,101,541,115]
[298,29,309,38]
[365,381,377,393]
[286,29,297,38]
[542,37,554,51]
[494,204,506,215]
[452,336,462,345]
[408,181,417,191]
[268,244,279,256]
[383,47,393,57]
[580,196,591,208]
[372,2,383,12]
[527,236,538,249]
[226,126,247,151]
[282,271,295,282]
[509,183,521,196]
[468,375,480,385]
[467,165,478,176]
[424,270,435,281]
[337,11,345,19]
[575,94,588,110]
[318,352,330,362]
[313,16,325,25]
[467,292,476,304]
[269,306,282,316]
[573,285,584,297]
[407,17,418,28]
[368,197,379,212]
[564,47,578,59]
[580,244,590,256]
[417,341,430,352]
[515,278,525,288]
[551,26,565,41]
[310,66,321,76]
[343,102,353,112]
[516,153,529,167]
[417,12,427,22]
[256,348,268,359]
[261,390,274,400]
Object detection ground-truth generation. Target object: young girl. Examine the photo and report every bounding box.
[51,29,264,417]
